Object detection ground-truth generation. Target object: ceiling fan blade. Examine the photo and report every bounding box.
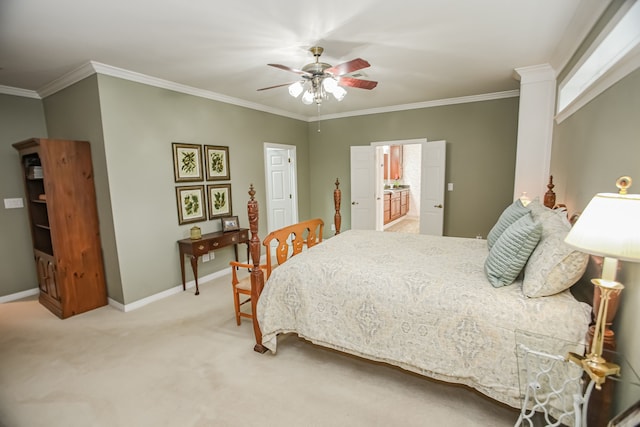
[257,82,297,91]
[268,63,310,75]
[338,76,378,90]
[326,58,370,76]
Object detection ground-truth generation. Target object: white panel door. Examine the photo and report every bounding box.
[265,145,297,233]
[350,146,376,230]
[420,140,446,236]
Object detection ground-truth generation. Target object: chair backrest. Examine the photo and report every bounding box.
[262,218,324,279]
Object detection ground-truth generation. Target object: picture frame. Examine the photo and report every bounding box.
[207,184,232,219]
[175,185,206,225]
[221,216,239,232]
[172,143,203,182]
[205,145,230,181]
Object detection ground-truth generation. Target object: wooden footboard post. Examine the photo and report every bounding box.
[334,178,341,235]
[248,184,267,354]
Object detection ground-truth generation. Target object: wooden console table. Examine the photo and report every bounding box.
[177,229,249,295]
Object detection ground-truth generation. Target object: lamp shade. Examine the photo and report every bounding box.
[564,192,640,262]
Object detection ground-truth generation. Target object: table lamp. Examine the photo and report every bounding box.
[564,176,640,389]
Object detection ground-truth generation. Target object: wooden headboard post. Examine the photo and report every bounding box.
[334,178,341,235]
[247,184,267,354]
[544,175,556,209]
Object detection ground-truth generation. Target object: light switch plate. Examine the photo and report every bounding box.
[4,198,24,209]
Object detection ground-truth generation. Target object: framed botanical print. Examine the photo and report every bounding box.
[175,185,206,224]
[205,145,230,181]
[172,143,203,182]
[207,184,232,219]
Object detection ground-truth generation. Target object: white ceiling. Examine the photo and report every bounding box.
[0,0,609,120]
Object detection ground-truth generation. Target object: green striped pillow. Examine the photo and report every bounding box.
[485,213,542,287]
[487,199,531,248]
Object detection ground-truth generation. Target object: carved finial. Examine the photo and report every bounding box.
[248,183,255,200]
[616,176,632,195]
[544,175,556,209]
[335,178,340,189]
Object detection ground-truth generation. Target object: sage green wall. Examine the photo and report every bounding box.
[0,95,47,297]
[551,69,640,407]
[308,97,520,238]
[41,75,124,303]
[96,75,308,304]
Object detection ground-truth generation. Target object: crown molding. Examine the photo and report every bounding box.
[37,62,96,98]
[3,61,519,122]
[0,85,40,99]
[313,90,520,122]
[89,62,308,121]
[513,64,556,84]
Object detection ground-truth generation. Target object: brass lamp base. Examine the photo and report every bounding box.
[566,277,624,390]
[567,352,620,389]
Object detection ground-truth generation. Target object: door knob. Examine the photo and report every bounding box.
[352,201,359,205]
[434,204,443,208]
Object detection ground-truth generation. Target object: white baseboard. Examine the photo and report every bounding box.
[3,256,266,312]
[0,288,39,303]
[111,268,230,312]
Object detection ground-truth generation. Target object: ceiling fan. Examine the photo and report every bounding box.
[257,46,378,105]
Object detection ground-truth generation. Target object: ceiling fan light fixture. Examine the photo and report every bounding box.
[288,81,304,98]
[301,90,314,105]
[322,77,338,94]
[332,85,347,101]
[259,46,376,107]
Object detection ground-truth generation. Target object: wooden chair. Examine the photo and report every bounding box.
[230,218,324,326]
[262,218,324,276]
[229,261,266,325]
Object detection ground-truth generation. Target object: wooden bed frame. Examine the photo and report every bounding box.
[246,175,576,351]
[245,178,618,424]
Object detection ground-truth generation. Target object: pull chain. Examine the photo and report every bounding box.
[317,103,321,132]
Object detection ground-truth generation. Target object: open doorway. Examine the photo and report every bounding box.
[350,139,445,235]
[371,139,425,233]
[378,143,421,233]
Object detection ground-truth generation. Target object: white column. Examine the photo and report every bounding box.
[512,64,556,201]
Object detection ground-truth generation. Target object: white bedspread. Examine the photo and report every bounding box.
[257,230,591,408]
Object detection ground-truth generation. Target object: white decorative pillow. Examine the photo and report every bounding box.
[485,213,542,288]
[487,199,530,249]
[528,198,571,238]
[523,230,589,298]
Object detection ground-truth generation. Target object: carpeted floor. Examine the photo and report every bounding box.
[0,273,520,427]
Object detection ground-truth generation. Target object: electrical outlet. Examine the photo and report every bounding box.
[331,223,335,231]
[447,183,454,191]
[4,198,24,209]
[202,253,210,262]
[209,251,215,260]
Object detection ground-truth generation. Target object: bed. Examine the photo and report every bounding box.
[242,179,594,410]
